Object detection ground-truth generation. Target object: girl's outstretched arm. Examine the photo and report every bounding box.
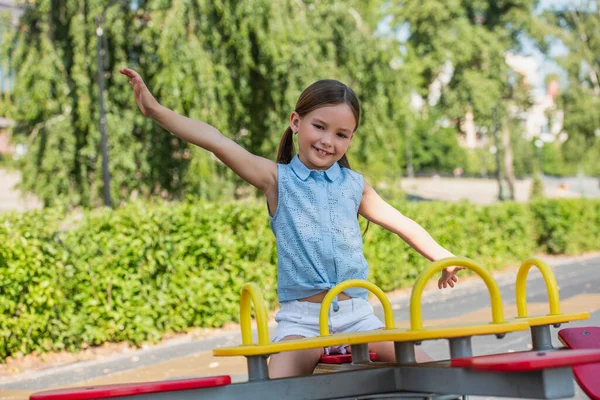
[359,181,461,289]
[120,68,277,194]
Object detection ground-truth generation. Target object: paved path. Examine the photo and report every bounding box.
[1,254,599,400]
[0,169,41,212]
[2,168,599,212]
[400,175,600,204]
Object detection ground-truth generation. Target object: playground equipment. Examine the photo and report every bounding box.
[559,327,600,399]
[30,257,600,400]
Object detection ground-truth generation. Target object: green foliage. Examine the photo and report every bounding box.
[510,130,536,179]
[391,0,538,126]
[462,148,496,178]
[531,198,600,254]
[409,113,468,174]
[365,200,536,290]
[390,0,542,191]
[2,0,598,211]
[530,173,545,200]
[0,200,277,357]
[1,0,411,207]
[2,197,599,360]
[0,208,68,356]
[538,3,600,177]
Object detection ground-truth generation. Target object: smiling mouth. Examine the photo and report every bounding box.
[312,145,332,156]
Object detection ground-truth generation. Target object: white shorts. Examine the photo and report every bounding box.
[272,297,384,354]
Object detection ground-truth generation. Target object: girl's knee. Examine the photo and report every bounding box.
[369,341,396,363]
[268,343,323,378]
[368,342,433,363]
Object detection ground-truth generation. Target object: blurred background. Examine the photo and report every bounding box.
[0,1,600,397]
[1,0,598,209]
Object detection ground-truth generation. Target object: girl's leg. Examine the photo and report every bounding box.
[268,335,324,378]
[369,341,433,363]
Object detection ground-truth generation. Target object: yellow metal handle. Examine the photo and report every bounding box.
[319,280,395,336]
[410,257,505,330]
[516,258,561,317]
[240,283,270,345]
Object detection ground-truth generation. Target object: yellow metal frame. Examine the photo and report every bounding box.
[240,283,270,345]
[410,257,505,330]
[319,280,395,336]
[516,258,561,317]
[513,258,589,326]
[215,256,596,358]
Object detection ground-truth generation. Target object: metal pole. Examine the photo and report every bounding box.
[350,344,371,364]
[492,107,504,201]
[95,16,112,208]
[394,341,416,364]
[530,325,554,351]
[246,355,270,381]
[449,337,473,359]
[405,117,414,178]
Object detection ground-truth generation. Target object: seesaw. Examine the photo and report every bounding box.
[30,257,600,400]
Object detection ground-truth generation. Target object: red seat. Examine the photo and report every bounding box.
[559,327,600,400]
[319,352,378,364]
[30,376,231,400]
[451,349,600,372]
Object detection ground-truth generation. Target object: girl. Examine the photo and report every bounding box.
[120,68,462,378]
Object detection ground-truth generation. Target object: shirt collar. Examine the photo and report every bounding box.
[290,154,341,182]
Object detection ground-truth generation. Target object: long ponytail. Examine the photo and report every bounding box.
[276,127,295,164]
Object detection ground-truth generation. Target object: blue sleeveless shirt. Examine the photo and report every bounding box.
[269,155,369,302]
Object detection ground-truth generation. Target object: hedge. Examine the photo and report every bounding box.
[1,198,599,359]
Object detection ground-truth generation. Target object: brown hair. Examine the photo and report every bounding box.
[277,80,369,233]
[276,79,360,167]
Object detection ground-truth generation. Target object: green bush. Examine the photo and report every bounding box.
[0,198,599,360]
[365,201,536,291]
[530,174,545,200]
[531,199,600,254]
[0,209,68,356]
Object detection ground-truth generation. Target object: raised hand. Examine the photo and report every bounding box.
[120,67,160,118]
[438,266,463,289]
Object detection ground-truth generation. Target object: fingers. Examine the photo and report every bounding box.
[120,67,144,86]
[119,67,131,78]
[119,67,139,78]
[438,276,458,289]
[438,277,448,289]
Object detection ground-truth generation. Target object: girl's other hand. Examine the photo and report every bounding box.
[120,67,160,118]
[438,266,463,289]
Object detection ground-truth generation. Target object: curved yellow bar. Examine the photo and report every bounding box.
[240,283,270,345]
[319,280,395,336]
[410,257,504,330]
[516,258,560,317]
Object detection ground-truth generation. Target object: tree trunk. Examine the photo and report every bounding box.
[502,123,516,200]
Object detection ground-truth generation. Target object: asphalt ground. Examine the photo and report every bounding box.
[1,254,599,400]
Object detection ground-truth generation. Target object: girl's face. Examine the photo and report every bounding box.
[290,104,356,170]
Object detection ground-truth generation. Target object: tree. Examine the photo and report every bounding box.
[390,0,540,197]
[2,0,414,207]
[538,1,600,176]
